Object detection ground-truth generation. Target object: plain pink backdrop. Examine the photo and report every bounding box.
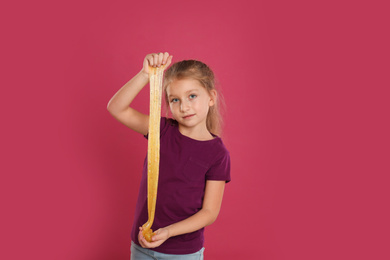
[1,0,389,259]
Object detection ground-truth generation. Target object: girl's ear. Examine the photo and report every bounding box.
[209,90,217,107]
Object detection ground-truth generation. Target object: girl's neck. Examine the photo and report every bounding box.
[178,124,214,141]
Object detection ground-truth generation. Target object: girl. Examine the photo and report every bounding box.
[107,52,231,259]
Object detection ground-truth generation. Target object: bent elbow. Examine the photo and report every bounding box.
[107,101,119,116]
[210,214,219,225]
[205,210,220,226]
[107,101,114,112]
[208,219,216,226]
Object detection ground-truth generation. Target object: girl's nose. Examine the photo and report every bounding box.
[180,101,190,112]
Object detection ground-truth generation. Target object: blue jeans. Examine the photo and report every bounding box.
[131,241,204,260]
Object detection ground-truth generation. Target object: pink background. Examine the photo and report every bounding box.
[1,0,389,259]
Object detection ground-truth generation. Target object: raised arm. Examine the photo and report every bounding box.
[107,52,173,135]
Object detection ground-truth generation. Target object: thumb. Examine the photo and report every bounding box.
[151,229,164,241]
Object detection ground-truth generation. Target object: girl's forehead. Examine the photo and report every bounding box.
[166,78,205,94]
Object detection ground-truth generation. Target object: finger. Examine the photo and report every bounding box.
[141,237,159,248]
[165,55,173,68]
[139,234,154,248]
[138,231,147,248]
[151,233,162,242]
[138,231,143,245]
[143,54,154,72]
[153,54,159,67]
[162,52,169,65]
[151,229,164,242]
[157,52,164,67]
[144,55,153,67]
[147,56,154,67]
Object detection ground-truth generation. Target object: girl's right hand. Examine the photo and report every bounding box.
[142,52,173,76]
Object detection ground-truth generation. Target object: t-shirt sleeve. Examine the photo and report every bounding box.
[205,149,231,183]
[144,117,168,139]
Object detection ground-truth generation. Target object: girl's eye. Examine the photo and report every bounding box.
[171,98,179,103]
[189,94,197,99]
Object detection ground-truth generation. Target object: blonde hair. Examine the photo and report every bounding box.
[163,60,224,136]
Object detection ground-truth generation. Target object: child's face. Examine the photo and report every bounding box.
[166,78,215,132]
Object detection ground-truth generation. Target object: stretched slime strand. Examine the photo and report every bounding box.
[142,65,164,242]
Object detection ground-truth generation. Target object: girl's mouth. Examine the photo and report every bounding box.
[183,114,195,119]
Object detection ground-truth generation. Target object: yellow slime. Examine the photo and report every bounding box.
[142,66,164,242]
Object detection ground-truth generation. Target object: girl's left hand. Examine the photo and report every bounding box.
[138,226,170,248]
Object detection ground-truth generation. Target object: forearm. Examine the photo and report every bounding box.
[107,70,149,114]
[166,208,219,238]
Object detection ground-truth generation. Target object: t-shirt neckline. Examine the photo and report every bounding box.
[176,126,220,143]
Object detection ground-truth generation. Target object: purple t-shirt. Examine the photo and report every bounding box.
[131,117,231,254]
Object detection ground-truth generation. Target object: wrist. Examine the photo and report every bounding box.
[138,70,149,80]
[166,225,174,238]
